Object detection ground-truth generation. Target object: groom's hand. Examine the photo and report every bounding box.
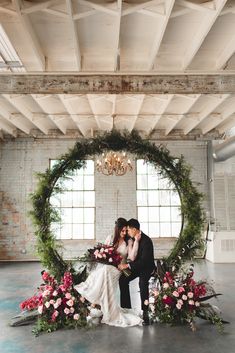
[118,264,129,271]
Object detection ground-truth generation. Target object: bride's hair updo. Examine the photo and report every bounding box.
[113,217,128,247]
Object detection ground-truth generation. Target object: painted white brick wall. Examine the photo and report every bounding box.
[0,138,209,261]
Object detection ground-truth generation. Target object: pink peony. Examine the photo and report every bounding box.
[66,299,74,307]
[64,308,70,315]
[176,303,182,310]
[65,293,72,299]
[178,287,185,294]
[173,291,179,297]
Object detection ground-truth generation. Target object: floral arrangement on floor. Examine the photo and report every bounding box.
[148,264,226,332]
[18,270,97,336]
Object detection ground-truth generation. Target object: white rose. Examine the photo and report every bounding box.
[73,313,80,320]
[188,300,195,305]
[53,290,58,297]
[188,292,194,298]
[195,301,200,307]
[70,307,75,313]
[176,303,182,310]
[182,294,187,301]
[65,293,72,299]
[45,301,50,308]
[163,283,169,289]
[66,299,74,307]
[64,308,70,315]
[173,291,179,297]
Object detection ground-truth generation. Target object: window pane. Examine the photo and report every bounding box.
[137,159,147,174]
[160,207,171,222]
[147,163,157,175]
[147,174,159,189]
[149,207,159,222]
[63,177,73,191]
[60,192,72,207]
[158,177,170,189]
[160,223,171,237]
[72,191,84,207]
[149,223,159,237]
[159,190,171,205]
[148,190,159,206]
[171,190,181,205]
[73,224,84,239]
[61,224,72,239]
[141,222,148,234]
[171,223,181,237]
[171,207,182,222]
[138,207,148,222]
[84,208,94,223]
[61,208,72,224]
[137,174,148,189]
[84,176,94,190]
[84,191,95,207]
[137,190,148,206]
[72,208,83,223]
[84,224,94,239]
[72,175,83,190]
[84,160,94,175]
[50,195,60,207]
[51,222,61,239]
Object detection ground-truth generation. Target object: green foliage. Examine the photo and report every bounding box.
[30,129,205,278]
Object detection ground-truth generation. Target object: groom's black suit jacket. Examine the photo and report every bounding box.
[129,232,155,274]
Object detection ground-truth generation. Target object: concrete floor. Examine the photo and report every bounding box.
[0,260,234,353]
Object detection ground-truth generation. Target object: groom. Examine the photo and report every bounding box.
[118,218,155,325]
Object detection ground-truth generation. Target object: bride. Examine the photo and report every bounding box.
[75,217,142,327]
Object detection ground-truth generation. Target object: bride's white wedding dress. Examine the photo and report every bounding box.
[75,240,142,327]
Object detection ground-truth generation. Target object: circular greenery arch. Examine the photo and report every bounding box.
[30,130,204,280]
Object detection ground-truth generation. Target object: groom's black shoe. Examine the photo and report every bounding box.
[142,310,151,326]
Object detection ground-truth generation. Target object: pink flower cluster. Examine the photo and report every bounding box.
[20,271,87,323]
[149,268,208,324]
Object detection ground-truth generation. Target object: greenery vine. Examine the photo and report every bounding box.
[30,130,205,280]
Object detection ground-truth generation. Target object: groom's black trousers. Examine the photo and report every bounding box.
[119,270,152,310]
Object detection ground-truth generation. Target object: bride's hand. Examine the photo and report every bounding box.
[118,264,129,271]
[135,233,141,242]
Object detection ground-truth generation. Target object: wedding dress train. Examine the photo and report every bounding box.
[75,242,142,327]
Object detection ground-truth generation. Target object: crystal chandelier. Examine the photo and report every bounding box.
[96,151,133,176]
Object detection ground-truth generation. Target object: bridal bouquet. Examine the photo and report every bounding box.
[79,243,131,276]
[148,265,225,332]
[19,271,90,336]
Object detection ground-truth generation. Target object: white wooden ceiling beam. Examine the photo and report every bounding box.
[147,0,175,70]
[78,0,118,16]
[129,95,145,131]
[218,114,235,134]
[165,94,201,135]
[182,0,228,70]
[58,94,86,136]
[202,102,235,134]
[177,0,215,12]
[0,107,31,134]
[0,5,16,16]
[31,94,67,134]
[66,0,81,71]
[165,114,184,135]
[48,114,67,134]
[12,0,45,71]
[215,36,235,70]
[170,8,190,18]
[114,0,122,71]
[122,0,164,17]
[0,129,4,140]
[137,8,164,18]
[43,8,68,18]
[73,9,97,21]
[150,94,174,133]
[183,94,229,134]
[21,0,61,14]
[0,116,17,136]
[220,4,235,16]
[3,94,49,134]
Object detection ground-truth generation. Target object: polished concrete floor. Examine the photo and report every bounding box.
[0,260,234,353]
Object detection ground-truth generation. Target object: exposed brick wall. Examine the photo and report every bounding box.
[0,138,209,261]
